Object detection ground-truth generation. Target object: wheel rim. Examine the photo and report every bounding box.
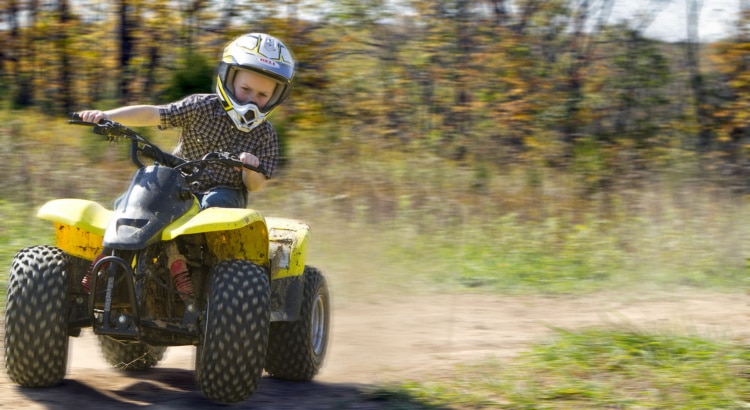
[310,292,327,356]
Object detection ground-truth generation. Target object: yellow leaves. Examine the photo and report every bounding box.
[708,39,750,141]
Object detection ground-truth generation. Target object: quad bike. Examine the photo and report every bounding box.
[3,117,330,404]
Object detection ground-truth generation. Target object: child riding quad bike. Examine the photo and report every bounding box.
[3,117,330,404]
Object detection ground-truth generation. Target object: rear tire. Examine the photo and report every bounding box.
[4,246,71,387]
[194,260,270,404]
[98,335,166,371]
[265,266,330,381]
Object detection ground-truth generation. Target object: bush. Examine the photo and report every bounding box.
[161,53,214,102]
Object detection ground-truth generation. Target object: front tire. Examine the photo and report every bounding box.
[265,266,330,381]
[194,260,270,404]
[4,246,71,387]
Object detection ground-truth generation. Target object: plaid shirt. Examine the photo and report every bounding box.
[158,94,279,193]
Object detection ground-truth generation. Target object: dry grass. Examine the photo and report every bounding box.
[1,110,750,303]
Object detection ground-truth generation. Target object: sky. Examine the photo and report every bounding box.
[612,0,741,42]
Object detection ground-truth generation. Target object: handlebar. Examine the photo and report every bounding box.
[68,113,267,175]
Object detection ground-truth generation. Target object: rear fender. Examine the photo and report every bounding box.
[266,217,310,280]
[266,217,310,322]
[37,199,112,260]
[162,207,270,266]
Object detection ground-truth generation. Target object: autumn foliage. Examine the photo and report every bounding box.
[1,0,749,193]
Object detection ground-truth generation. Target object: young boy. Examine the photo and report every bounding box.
[78,32,295,209]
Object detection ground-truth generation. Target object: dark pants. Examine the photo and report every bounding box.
[197,187,248,209]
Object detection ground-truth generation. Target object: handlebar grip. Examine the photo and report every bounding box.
[68,112,93,126]
[67,113,113,126]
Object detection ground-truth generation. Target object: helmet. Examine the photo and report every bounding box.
[216,33,295,132]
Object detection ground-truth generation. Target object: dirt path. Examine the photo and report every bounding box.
[1,291,748,409]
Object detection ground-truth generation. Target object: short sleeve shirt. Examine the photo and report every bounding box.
[158,94,279,193]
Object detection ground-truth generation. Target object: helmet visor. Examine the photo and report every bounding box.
[224,66,284,114]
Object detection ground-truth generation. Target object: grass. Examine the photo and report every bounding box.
[371,326,750,409]
[1,109,749,299]
[3,189,749,300]
[281,190,750,300]
[0,200,54,303]
[399,207,750,295]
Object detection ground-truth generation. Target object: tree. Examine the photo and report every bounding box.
[4,0,38,107]
[705,1,750,184]
[685,0,713,155]
[57,0,73,113]
[117,0,137,101]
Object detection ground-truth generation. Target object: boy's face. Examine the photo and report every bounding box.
[232,69,278,109]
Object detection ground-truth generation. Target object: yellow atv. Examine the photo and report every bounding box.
[3,117,330,404]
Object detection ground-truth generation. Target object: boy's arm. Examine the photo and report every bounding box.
[78,105,161,126]
[239,152,268,192]
[242,169,268,192]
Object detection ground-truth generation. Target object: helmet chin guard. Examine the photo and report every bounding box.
[216,75,268,132]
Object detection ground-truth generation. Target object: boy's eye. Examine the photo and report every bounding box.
[240,87,267,99]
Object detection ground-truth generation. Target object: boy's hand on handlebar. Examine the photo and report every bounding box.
[77,110,110,124]
[239,152,260,169]
[237,152,267,176]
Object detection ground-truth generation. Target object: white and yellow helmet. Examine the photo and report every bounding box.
[216,33,295,132]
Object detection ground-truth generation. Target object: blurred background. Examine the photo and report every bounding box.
[1,0,750,298]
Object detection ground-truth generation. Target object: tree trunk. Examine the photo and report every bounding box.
[118,0,135,102]
[58,0,73,113]
[686,0,713,155]
[8,0,34,107]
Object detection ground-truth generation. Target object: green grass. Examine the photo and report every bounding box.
[0,200,54,303]
[384,207,750,295]
[371,326,750,409]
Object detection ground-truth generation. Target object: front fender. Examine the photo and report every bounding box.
[163,207,270,266]
[37,199,113,260]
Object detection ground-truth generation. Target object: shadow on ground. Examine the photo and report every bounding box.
[13,368,440,409]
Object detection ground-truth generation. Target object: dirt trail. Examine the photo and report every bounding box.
[1,291,748,409]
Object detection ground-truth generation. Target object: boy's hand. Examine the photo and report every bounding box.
[78,110,110,124]
[239,152,260,168]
